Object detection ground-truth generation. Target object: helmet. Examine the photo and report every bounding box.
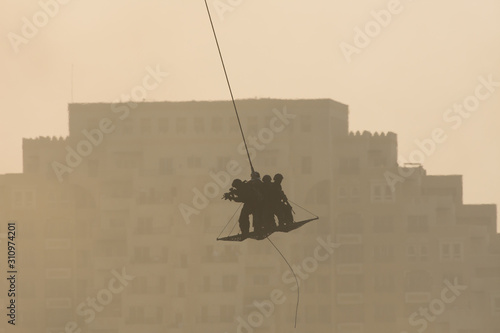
[262,175,271,183]
[232,179,242,187]
[273,173,283,181]
[251,171,261,180]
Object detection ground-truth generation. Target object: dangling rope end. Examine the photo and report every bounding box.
[266,236,299,328]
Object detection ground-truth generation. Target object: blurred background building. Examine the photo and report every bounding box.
[0,99,498,333]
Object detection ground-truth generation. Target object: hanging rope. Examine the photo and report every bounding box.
[217,203,243,240]
[288,199,319,219]
[203,0,255,174]
[266,236,300,328]
[227,207,241,237]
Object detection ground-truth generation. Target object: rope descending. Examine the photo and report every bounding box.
[203,0,255,174]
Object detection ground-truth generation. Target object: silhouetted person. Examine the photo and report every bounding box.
[271,173,294,226]
[261,175,276,231]
[222,179,255,235]
[248,171,264,232]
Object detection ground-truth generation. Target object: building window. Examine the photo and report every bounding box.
[158,118,169,133]
[247,116,258,133]
[222,275,237,292]
[129,306,145,324]
[318,305,331,323]
[337,214,363,234]
[408,215,429,233]
[254,275,269,286]
[301,115,312,132]
[134,247,151,263]
[339,157,360,174]
[131,276,147,294]
[373,244,393,262]
[368,150,386,167]
[212,117,223,133]
[373,304,395,323]
[220,305,235,323]
[370,182,394,203]
[137,217,153,234]
[86,117,98,129]
[187,156,201,169]
[122,119,134,135]
[318,275,331,293]
[374,275,394,292]
[491,294,500,316]
[305,278,316,293]
[178,283,186,297]
[109,217,125,228]
[88,160,99,177]
[161,246,168,263]
[407,244,429,262]
[337,244,363,264]
[194,117,205,133]
[337,275,364,293]
[306,306,316,323]
[228,118,238,133]
[440,241,463,261]
[12,190,36,209]
[115,152,141,169]
[200,306,209,322]
[25,155,40,173]
[216,156,230,171]
[159,158,173,175]
[176,118,187,134]
[260,150,278,168]
[373,216,393,233]
[405,270,432,292]
[301,156,312,174]
[140,118,151,134]
[442,273,464,285]
[338,184,360,203]
[203,276,211,292]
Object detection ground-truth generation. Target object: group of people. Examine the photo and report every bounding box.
[222,171,294,236]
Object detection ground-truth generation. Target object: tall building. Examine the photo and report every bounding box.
[1,99,498,333]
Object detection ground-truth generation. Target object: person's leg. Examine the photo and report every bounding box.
[239,204,250,235]
[284,203,294,225]
[253,205,263,232]
[275,204,285,227]
[263,205,276,230]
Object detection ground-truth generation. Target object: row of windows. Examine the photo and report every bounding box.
[129,276,167,294]
[336,272,465,294]
[336,242,464,263]
[127,306,163,324]
[338,154,390,174]
[87,154,308,176]
[87,114,313,136]
[336,214,431,233]
[338,182,395,203]
[202,275,238,292]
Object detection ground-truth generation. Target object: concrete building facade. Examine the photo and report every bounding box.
[0,99,498,333]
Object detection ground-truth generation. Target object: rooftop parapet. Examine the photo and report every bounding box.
[23,136,68,142]
[348,130,397,139]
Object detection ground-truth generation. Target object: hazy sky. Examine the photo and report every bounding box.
[1,0,499,230]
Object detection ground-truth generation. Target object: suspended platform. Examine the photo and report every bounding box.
[217,217,319,242]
